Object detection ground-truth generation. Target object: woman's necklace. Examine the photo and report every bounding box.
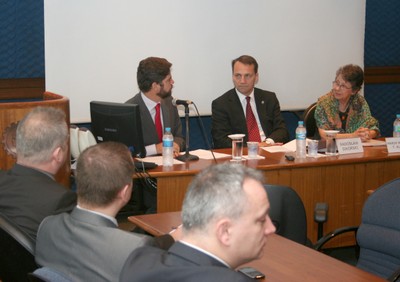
[339,100,350,114]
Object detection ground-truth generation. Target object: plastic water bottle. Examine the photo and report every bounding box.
[296,121,307,158]
[162,127,174,166]
[393,114,400,137]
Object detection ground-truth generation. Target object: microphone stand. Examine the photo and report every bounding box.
[176,104,199,162]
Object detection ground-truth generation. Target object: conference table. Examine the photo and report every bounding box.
[138,144,400,246]
[128,212,385,282]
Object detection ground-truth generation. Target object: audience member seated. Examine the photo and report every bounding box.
[35,142,177,282]
[0,107,76,239]
[315,64,380,141]
[125,57,185,214]
[211,55,289,149]
[120,163,276,282]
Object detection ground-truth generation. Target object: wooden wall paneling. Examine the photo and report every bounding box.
[0,78,45,100]
[0,91,71,188]
[364,66,400,84]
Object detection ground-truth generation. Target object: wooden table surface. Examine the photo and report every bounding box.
[129,212,385,282]
[136,145,400,246]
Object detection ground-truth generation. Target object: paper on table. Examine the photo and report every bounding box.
[136,156,184,166]
[243,155,265,160]
[262,139,297,153]
[362,139,386,147]
[189,149,231,160]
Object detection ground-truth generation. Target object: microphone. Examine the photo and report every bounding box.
[172,98,193,106]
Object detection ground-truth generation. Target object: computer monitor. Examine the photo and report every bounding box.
[90,101,146,158]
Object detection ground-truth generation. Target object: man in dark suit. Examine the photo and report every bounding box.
[35,142,177,281]
[0,107,76,239]
[120,163,276,282]
[212,55,289,149]
[126,57,185,214]
[126,56,184,156]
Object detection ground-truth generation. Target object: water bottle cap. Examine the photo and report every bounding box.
[165,127,171,132]
[397,114,400,118]
[298,121,304,126]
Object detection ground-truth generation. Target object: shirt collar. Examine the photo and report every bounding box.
[141,92,159,111]
[235,88,255,103]
[179,240,231,268]
[76,205,118,226]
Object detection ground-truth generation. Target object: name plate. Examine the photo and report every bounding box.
[337,138,364,155]
[385,137,400,153]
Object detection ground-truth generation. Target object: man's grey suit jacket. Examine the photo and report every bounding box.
[35,208,174,282]
[126,93,185,151]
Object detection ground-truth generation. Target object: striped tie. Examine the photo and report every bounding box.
[246,96,261,142]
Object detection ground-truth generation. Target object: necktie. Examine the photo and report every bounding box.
[155,103,163,142]
[246,96,261,142]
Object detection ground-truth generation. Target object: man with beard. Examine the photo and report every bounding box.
[126,57,184,156]
[126,57,185,214]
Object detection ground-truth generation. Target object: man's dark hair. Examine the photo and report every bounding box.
[137,57,172,92]
[231,55,259,73]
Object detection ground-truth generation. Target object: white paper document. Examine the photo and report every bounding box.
[362,139,386,147]
[137,156,183,166]
[188,149,231,160]
[262,139,297,153]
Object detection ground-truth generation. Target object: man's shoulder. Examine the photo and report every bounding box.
[0,164,66,192]
[213,88,237,103]
[125,92,141,104]
[254,87,276,97]
[121,243,252,282]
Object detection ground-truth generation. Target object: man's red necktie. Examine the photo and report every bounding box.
[246,96,261,142]
[155,103,163,142]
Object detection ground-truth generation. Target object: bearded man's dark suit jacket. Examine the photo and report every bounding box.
[120,241,253,282]
[0,164,77,239]
[125,93,185,151]
[35,207,174,282]
[125,93,185,213]
[211,88,289,149]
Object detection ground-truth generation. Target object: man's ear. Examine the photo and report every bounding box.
[151,81,160,91]
[215,218,233,246]
[52,146,64,163]
[119,183,132,204]
[255,72,259,84]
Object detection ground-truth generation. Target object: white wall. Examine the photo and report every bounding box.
[44,0,366,123]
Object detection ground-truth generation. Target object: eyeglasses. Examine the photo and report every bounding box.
[332,80,352,90]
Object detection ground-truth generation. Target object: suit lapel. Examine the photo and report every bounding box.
[227,90,247,133]
[135,93,159,145]
[254,88,270,136]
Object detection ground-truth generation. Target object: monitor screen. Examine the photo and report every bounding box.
[90,101,146,158]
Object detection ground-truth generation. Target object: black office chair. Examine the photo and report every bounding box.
[0,212,38,282]
[314,178,400,281]
[264,184,328,246]
[303,102,319,139]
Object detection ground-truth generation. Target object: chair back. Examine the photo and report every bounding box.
[303,102,318,138]
[0,212,38,281]
[356,177,400,279]
[264,184,308,245]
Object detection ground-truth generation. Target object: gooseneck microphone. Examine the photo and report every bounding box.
[172,98,193,106]
[171,97,217,163]
[172,97,198,162]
